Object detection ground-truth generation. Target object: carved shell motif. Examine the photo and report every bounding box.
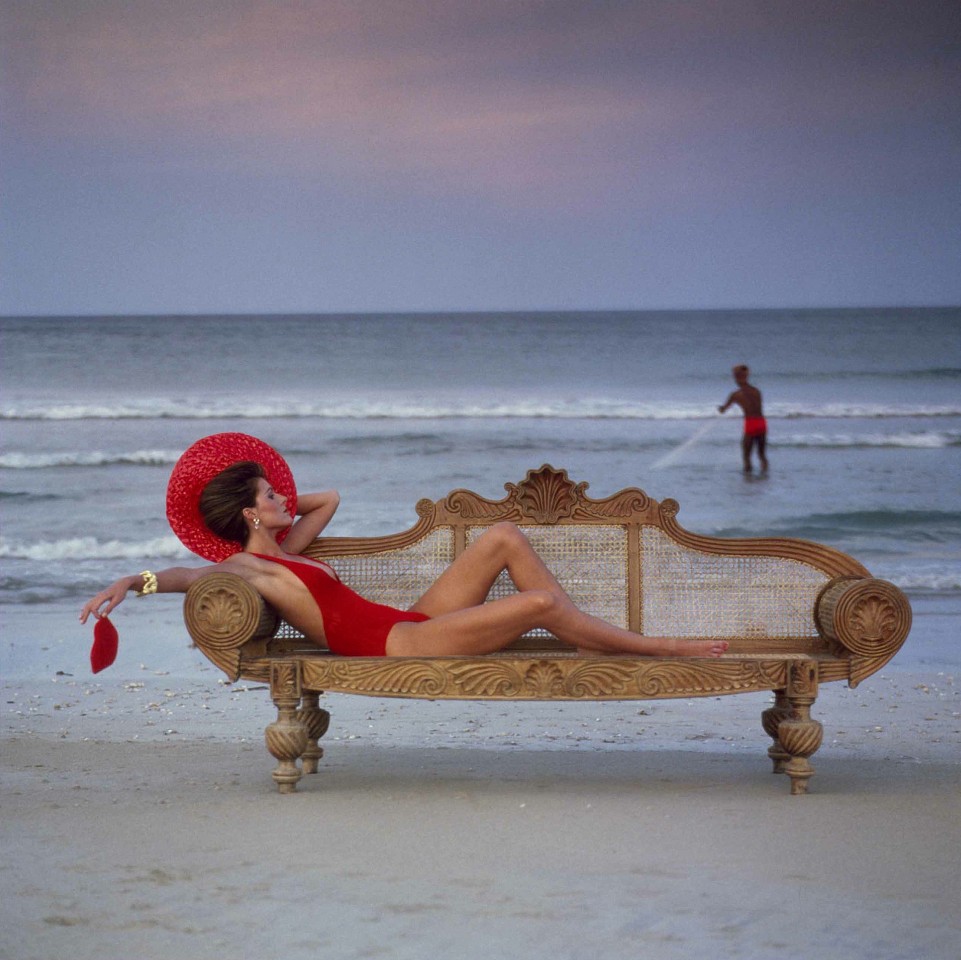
[441,465,653,523]
[836,584,910,659]
[851,597,898,645]
[194,588,253,646]
[524,661,567,697]
[510,466,584,523]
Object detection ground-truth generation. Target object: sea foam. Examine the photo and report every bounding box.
[0,535,189,561]
[2,398,960,422]
[0,450,179,469]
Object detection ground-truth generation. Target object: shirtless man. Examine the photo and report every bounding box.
[718,364,768,473]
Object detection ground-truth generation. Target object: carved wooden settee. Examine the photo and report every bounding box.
[183,466,912,795]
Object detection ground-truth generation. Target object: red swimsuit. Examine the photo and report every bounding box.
[253,553,429,657]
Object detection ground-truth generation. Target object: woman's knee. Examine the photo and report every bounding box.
[487,521,528,554]
[519,588,562,623]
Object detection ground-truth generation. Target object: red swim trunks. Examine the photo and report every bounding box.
[744,417,767,437]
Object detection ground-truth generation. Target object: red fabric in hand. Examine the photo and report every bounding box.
[91,617,119,673]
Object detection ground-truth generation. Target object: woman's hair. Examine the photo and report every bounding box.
[199,461,266,546]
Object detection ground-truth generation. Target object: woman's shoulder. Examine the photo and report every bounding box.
[217,552,276,578]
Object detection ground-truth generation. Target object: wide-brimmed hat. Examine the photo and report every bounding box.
[166,433,298,561]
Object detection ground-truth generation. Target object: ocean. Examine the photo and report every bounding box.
[1,308,959,678]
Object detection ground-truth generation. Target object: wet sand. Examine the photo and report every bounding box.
[2,671,959,960]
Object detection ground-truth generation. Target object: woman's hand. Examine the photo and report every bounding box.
[79,575,142,623]
[79,566,212,624]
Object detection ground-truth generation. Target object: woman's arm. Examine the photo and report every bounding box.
[79,565,211,623]
[282,489,341,555]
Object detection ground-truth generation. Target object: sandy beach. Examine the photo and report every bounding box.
[4,0,959,955]
[3,669,959,960]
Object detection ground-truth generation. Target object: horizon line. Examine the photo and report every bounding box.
[3,303,960,321]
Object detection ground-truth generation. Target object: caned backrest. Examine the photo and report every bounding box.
[294,465,869,650]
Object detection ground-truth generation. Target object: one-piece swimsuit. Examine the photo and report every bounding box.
[252,553,429,657]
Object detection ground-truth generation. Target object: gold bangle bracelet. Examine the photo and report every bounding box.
[137,570,158,597]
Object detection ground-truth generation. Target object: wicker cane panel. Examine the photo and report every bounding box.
[274,527,455,641]
[641,526,828,638]
[467,524,629,632]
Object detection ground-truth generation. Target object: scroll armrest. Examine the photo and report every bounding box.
[184,572,280,680]
[814,576,912,685]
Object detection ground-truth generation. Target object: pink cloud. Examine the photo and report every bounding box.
[3,3,711,205]
[4,1,956,213]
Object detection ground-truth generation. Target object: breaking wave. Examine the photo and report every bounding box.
[777,431,960,450]
[0,450,179,469]
[2,398,960,422]
[0,535,189,562]
[708,509,961,546]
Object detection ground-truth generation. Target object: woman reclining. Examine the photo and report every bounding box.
[80,433,728,660]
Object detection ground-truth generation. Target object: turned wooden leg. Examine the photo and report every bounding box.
[777,660,823,796]
[297,691,330,775]
[761,688,791,774]
[266,662,308,794]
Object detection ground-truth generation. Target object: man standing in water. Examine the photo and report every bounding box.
[718,364,768,473]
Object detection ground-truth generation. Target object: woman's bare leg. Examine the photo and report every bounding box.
[409,522,569,616]
[388,590,565,657]
[393,523,728,658]
[389,590,728,657]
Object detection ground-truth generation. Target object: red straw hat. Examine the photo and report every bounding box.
[166,433,297,561]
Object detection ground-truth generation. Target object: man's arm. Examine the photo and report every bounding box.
[718,389,740,414]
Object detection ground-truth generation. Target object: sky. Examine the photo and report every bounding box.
[1,0,959,316]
